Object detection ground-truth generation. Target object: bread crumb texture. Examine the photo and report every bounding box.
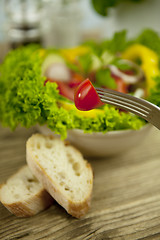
[0,166,42,203]
[0,166,53,217]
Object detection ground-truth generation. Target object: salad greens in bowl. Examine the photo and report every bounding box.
[0,29,160,157]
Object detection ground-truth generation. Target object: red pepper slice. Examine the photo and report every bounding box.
[44,72,84,102]
[68,72,84,88]
[74,78,103,111]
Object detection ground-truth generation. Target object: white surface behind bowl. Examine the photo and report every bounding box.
[37,124,152,158]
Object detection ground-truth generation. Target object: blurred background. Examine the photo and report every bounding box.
[0,0,160,53]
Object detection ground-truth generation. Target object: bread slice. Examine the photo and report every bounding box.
[0,165,53,217]
[26,134,93,218]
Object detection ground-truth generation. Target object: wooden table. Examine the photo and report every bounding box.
[0,125,160,240]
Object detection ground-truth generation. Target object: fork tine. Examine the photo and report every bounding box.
[95,87,160,130]
[97,92,150,116]
[98,94,149,119]
[96,88,150,112]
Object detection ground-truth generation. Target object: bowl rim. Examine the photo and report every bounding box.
[68,123,152,138]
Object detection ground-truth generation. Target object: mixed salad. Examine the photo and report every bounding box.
[0,29,160,139]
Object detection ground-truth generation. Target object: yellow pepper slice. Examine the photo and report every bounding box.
[122,44,159,92]
[39,49,46,58]
[60,46,90,62]
[58,100,104,118]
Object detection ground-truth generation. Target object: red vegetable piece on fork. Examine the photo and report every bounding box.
[74,78,103,111]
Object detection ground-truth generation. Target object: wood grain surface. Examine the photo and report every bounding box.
[0,125,160,240]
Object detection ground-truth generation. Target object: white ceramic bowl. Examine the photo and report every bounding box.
[37,124,152,158]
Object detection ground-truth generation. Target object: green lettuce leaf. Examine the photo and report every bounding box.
[101,30,129,54]
[135,29,160,57]
[91,0,144,17]
[95,68,117,89]
[148,76,160,107]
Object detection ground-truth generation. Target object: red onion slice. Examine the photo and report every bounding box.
[108,59,144,84]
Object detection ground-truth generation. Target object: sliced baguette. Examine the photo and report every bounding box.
[26,134,93,218]
[0,165,53,217]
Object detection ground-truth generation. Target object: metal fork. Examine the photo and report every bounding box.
[96,87,160,130]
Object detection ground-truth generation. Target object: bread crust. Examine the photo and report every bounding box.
[0,166,54,217]
[26,134,93,218]
[1,189,53,217]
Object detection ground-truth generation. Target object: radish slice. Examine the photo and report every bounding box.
[108,59,144,84]
[45,63,71,82]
